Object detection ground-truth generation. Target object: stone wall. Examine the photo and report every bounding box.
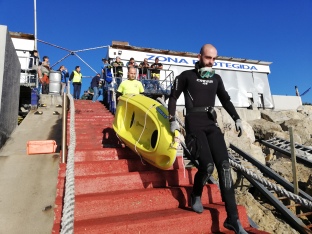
[0,25,21,148]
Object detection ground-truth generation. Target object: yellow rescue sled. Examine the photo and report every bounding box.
[113,94,179,170]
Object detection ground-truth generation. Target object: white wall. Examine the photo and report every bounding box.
[272,95,302,110]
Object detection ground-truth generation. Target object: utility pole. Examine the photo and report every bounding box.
[34,0,37,50]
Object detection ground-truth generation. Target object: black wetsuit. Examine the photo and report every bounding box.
[168,67,240,219]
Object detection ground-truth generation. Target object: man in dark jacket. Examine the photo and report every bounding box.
[90,73,101,102]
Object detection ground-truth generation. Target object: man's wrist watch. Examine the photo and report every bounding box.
[169,115,175,122]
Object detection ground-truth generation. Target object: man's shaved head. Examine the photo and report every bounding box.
[198,44,218,67]
[199,44,217,55]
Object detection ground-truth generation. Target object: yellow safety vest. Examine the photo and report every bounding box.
[72,71,82,83]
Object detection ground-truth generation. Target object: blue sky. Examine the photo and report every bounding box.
[1,0,312,103]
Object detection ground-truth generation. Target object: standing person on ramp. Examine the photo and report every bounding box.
[168,44,247,234]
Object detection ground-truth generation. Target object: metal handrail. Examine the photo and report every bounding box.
[19,55,38,87]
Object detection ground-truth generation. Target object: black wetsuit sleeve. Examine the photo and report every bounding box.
[168,75,186,118]
[216,75,240,121]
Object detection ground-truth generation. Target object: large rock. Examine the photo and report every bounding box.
[303,139,312,147]
[225,131,265,164]
[261,110,305,124]
[297,105,312,118]
[236,108,261,121]
[280,119,312,145]
[273,131,302,144]
[248,119,283,139]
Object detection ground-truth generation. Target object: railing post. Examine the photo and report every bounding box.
[61,93,68,163]
[289,127,298,195]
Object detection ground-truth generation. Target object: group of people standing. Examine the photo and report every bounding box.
[28,49,81,97]
[28,51,164,100]
[100,56,164,97]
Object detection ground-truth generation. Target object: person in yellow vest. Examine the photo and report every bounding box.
[69,66,82,99]
[116,67,144,99]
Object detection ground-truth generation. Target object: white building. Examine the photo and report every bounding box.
[107,41,274,109]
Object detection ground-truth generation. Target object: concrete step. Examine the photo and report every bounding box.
[54,185,223,223]
[69,139,104,145]
[72,118,114,122]
[71,128,113,133]
[68,136,108,141]
[58,156,186,177]
[73,148,138,161]
[56,169,198,197]
[69,107,111,111]
[73,143,119,148]
[70,117,114,121]
[74,144,122,150]
[58,159,159,177]
[68,112,112,116]
[74,101,104,105]
[66,131,109,137]
[68,123,113,126]
[72,128,113,131]
[68,112,111,116]
[53,206,252,234]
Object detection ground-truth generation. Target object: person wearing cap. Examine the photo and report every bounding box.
[81,90,89,100]
[111,56,124,88]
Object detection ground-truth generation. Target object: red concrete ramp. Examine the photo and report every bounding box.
[52,100,267,234]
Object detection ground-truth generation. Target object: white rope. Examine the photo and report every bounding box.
[123,94,136,126]
[60,93,76,234]
[134,104,156,165]
[115,94,147,165]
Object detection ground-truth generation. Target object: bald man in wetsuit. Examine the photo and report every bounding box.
[168,44,246,234]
